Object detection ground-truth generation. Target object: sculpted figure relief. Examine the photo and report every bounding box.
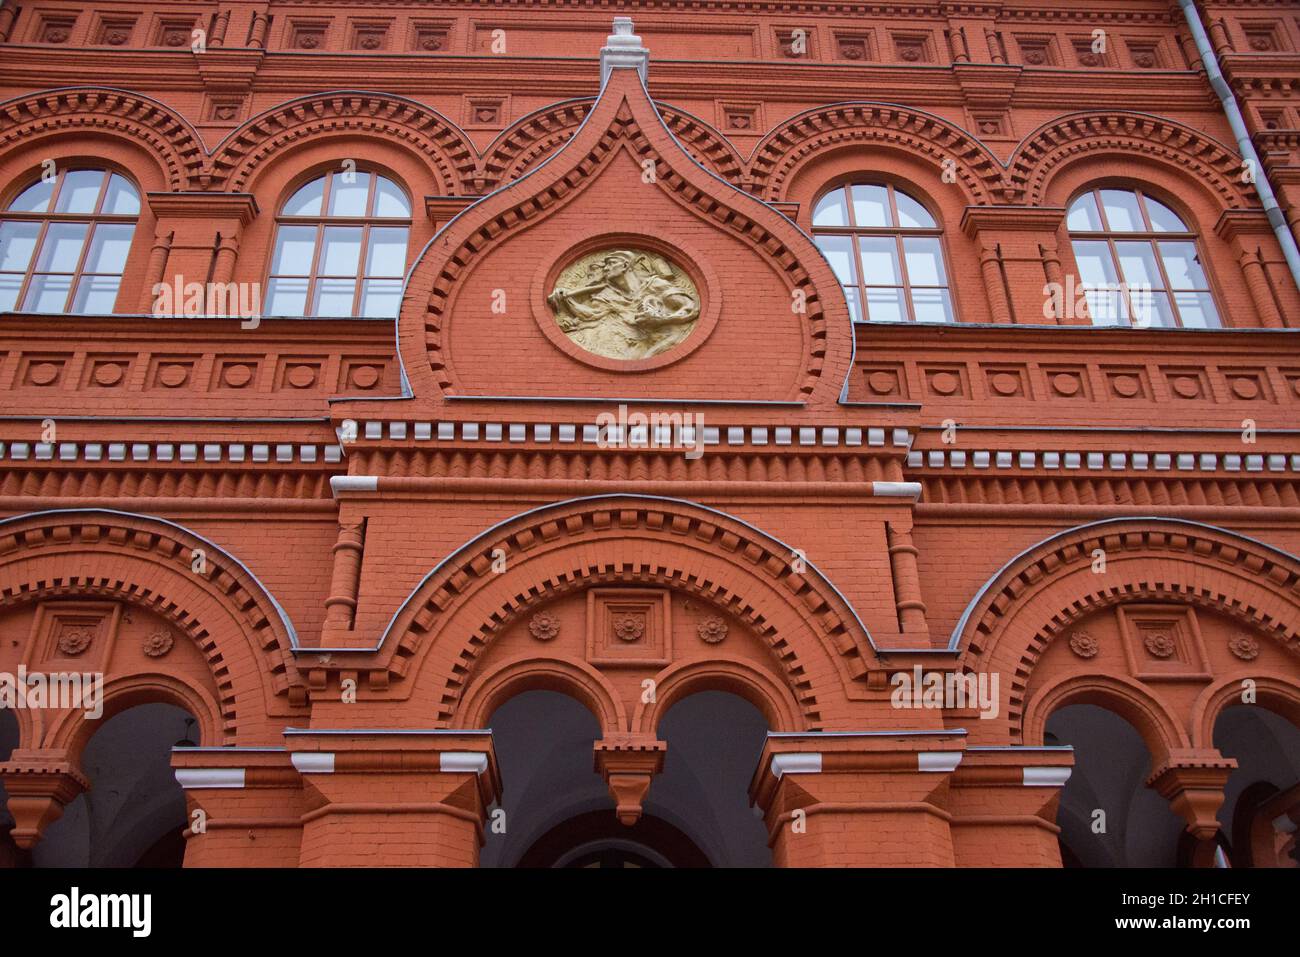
[546,249,700,360]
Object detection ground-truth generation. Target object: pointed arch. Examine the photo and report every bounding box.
[0,509,303,744]
[1008,111,1254,209]
[400,68,854,406]
[748,101,1002,204]
[0,87,206,191]
[478,98,744,192]
[209,91,477,194]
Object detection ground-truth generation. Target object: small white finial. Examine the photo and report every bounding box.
[600,17,649,86]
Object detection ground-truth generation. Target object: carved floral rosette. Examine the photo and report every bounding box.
[529,612,561,642]
[698,616,728,644]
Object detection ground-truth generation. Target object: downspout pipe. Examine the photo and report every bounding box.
[1177,0,1300,298]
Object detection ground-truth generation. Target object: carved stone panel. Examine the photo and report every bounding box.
[585,587,671,666]
[547,249,700,361]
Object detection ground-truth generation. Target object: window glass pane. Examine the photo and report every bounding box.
[851,184,891,227]
[313,277,357,316]
[54,170,106,214]
[1158,241,1208,290]
[22,274,73,312]
[263,277,308,316]
[1174,292,1220,329]
[903,236,946,286]
[1066,194,1103,231]
[1114,241,1163,289]
[911,287,953,323]
[1084,288,1127,326]
[1072,240,1119,288]
[82,223,135,274]
[865,287,905,322]
[329,172,371,216]
[319,226,363,274]
[843,286,861,322]
[858,236,901,285]
[359,279,403,318]
[34,222,88,272]
[816,235,856,284]
[0,274,20,311]
[282,178,325,217]
[365,227,408,277]
[1129,289,1175,329]
[812,189,848,227]
[1098,189,1144,232]
[894,191,934,228]
[102,175,140,215]
[71,275,121,313]
[1143,196,1186,232]
[10,180,53,213]
[374,178,410,218]
[269,225,317,275]
[0,221,41,271]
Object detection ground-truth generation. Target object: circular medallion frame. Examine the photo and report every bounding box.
[530,231,721,372]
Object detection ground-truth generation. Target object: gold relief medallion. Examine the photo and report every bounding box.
[546,248,700,360]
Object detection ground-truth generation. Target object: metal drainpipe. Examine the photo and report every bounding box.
[1177,0,1300,299]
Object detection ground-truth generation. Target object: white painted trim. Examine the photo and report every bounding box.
[909,448,1299,475]
[439,752,489,774]
[290,752,336,774]
[329,475,378,496]
[1023,766,1073,787]
[770,753,822,778]
[175,768,246,789]
[917,751,963,772]
[872,481,923,498]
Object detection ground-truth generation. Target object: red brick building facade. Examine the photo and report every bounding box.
[0,0,1297,868]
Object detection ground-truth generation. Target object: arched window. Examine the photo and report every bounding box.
[1066,188,1220,328]
[0,168,140,314]
[812,182,953,323]
[264,169,411,318]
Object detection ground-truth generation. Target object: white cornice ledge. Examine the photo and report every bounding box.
[1023,766,1073,787]
[290,753,336,774]
[330,475,379,497]
[174,768,246,789]
[440,752,489,774]
[917,751,963,772]
[872,481,923,498]
[770,753,823,778]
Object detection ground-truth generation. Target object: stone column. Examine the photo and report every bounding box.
[172,747,305,867]
[289,730,500,868]
[886,519,929,639]
[749,731,964,867]
[322,519,366,634]
[946,745,1074,866]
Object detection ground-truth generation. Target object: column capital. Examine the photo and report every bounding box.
[0,750,89,850]
[1147,750,1238,842]
[594,735,666,826]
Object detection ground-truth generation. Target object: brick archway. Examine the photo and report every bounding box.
[955,518,1300,742]
[0,509,302,745]
[378,495,874,731]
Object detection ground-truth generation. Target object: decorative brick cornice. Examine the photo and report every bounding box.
[1007,112,1252,208]
[208,91,478,193]
[750,101,1000,204]
[0,87,205,190]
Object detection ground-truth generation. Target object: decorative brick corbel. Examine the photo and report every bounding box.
[594,735,666,826]
[1147,750,1237,864]
[0,752,90,850]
